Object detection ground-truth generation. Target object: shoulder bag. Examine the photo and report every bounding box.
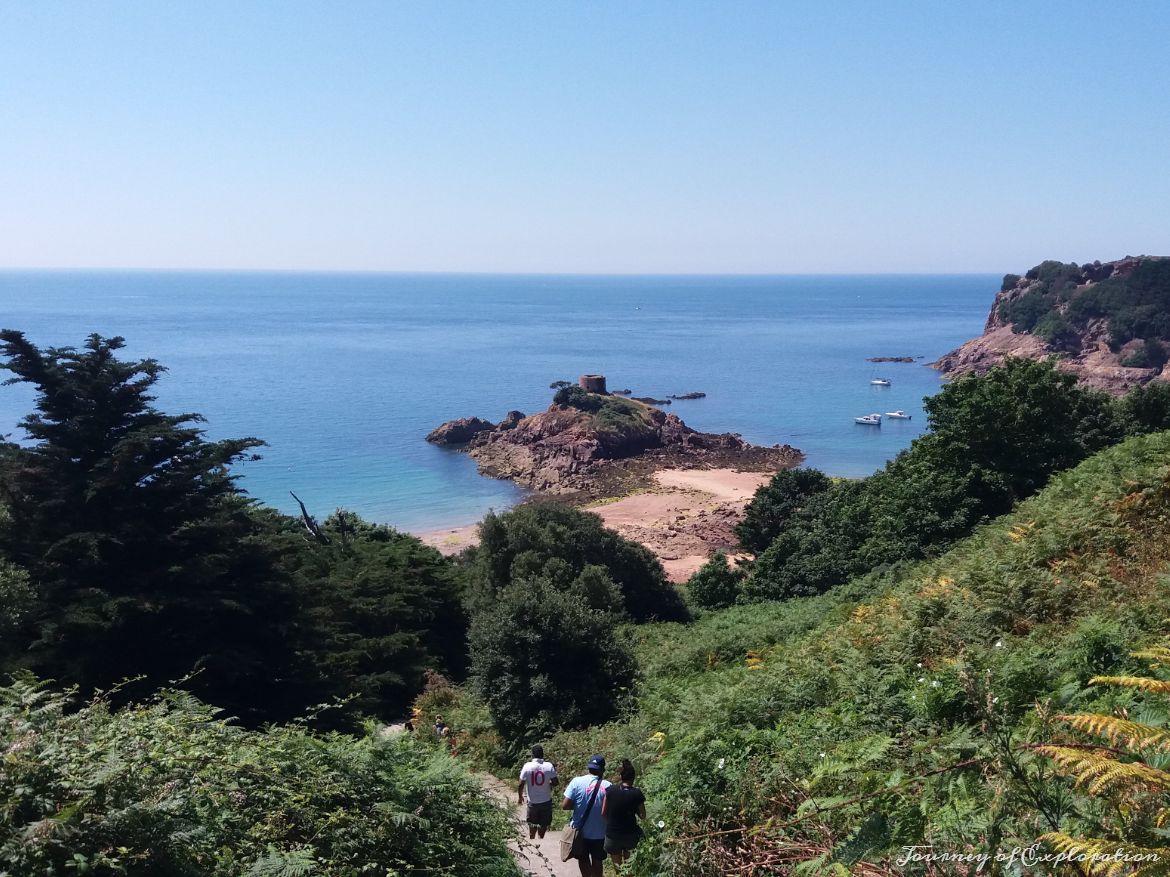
[560,777,603,862]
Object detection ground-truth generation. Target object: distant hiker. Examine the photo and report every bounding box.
[433,715,446,737]
[602,759,646,866]
[403,720,414,734]
[562,754,611,877]
[518,744,559,839]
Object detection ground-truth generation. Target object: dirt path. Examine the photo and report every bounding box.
[480,774,580,877]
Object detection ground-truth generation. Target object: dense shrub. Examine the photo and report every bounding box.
[0,332,480,728]
[474,503,689,623]
[553,383,603,411]
[1120,337,1168,369]
[1004,258,1170,352]
[0,678,517,876]
[1003,290,1052,332]
[1118,381,1170,434]
[469,571,637,740]
[686,552,743,609]
[734,467,831,554]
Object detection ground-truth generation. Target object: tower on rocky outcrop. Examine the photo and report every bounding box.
[579,374,608,394]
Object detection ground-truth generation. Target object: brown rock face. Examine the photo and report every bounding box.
[932,256,1170,396]
[425,417,496,445]
[428,399,801,495]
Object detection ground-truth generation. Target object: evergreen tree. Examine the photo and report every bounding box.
[0,331,303,722]
[274,510,471,725]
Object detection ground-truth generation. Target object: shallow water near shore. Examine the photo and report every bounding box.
[0,271,992,531]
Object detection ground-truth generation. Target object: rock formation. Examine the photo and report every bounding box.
[427,396,801,495]
[425,416,496,445]
[933,256,1170,395]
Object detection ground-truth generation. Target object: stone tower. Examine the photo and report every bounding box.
[579,374,607,394]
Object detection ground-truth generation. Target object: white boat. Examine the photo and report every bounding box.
[870,378,891,386]
[854,413,882,426]
[885,410,912,419]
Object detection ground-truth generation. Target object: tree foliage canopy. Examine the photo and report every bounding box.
[473,503,688,623]
[0,331,303,722]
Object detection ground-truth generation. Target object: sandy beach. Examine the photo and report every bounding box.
[415,467,770,582]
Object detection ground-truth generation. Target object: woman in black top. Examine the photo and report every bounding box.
[601,759,646,865]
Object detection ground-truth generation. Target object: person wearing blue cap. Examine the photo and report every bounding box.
[561,754,611,877]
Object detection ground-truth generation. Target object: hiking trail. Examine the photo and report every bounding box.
[479,774,580,877]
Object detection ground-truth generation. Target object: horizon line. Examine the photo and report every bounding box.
[0,265,1007,278]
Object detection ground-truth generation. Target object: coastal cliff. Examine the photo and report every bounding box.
[934,256,1170,395]
[428,387,801,498]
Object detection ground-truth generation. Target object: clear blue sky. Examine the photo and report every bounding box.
[1,1,1167,273]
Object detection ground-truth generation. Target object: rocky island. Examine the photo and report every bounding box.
[934,255,1170,394]
[428,376,800,497]
[424,376,802,578]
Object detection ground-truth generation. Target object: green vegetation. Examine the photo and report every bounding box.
[1036,642,1170,870]
[472,503,688,624]
[552,380,659,445]
[517,431,1170,873]
[0,332,306,724]
[0,330,520,870]
[1001,257,1170,359]
[466,504,687,739]
[685,552,744,610]
[273,510,470,728]
[0,677,516,876]
[733,467,831,555]
[744,358,1127,601]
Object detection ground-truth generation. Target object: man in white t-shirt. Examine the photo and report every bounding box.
[518,744,559,839]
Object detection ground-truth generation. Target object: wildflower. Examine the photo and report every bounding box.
[916,663,923,669]
[992,697,1000,704]
[717,757,725,770]
[994,640,1004,648]
[917,677,925,683]
[819,752,826,758]
[931,680,940,688]
[656,820,665,829]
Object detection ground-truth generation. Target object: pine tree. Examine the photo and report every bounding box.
[0,331,304,722]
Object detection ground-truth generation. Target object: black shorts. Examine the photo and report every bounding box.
[526,800,552,827]
[604,830,642,854]
[579,837,606,861]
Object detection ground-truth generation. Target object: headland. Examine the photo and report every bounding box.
[419,375,803,577]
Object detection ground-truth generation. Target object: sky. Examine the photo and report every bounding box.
[1,1,1168,274]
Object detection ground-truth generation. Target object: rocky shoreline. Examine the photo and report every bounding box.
[933,256,1170,395]
[427,393,801,502]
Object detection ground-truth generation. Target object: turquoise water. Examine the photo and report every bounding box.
[0,272,994,531]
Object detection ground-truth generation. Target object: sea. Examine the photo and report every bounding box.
[0,272,995,532]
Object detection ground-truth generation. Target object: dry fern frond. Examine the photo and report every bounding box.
[1057,713,1170,752]
[1042,831,1170,877]
[1089,675,1170,695]
[1034,746,1170,796]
